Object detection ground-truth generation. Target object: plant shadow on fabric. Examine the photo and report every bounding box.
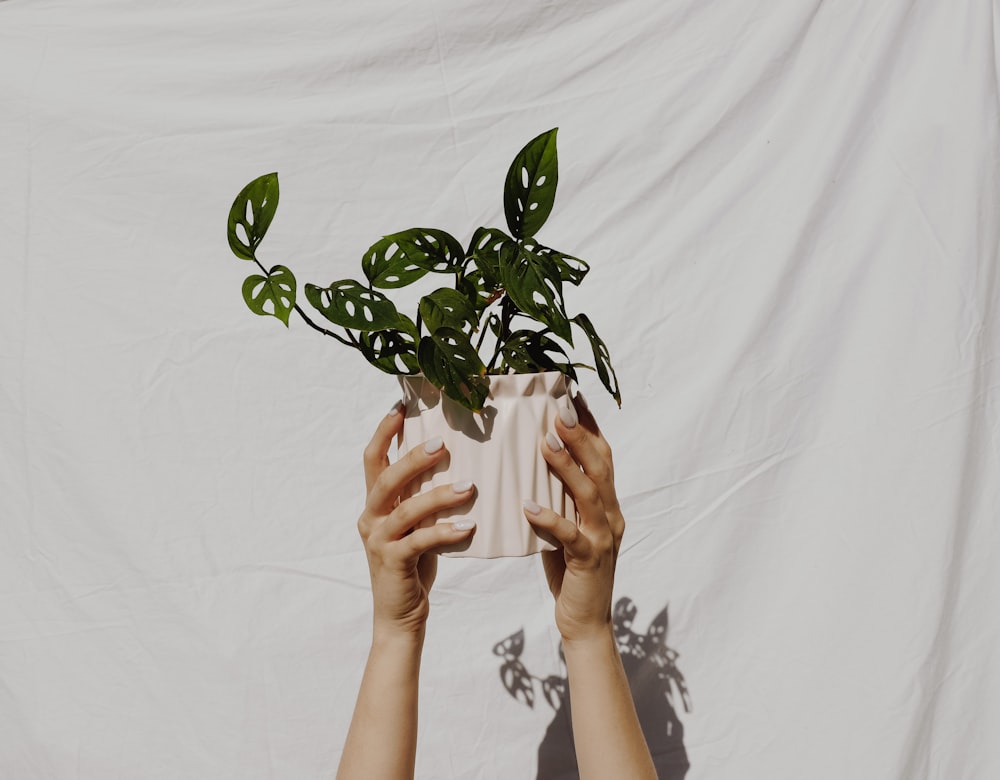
[492,597,691,779]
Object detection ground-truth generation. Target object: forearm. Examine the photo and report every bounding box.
[563,627,657,780]
[337,630,424,780]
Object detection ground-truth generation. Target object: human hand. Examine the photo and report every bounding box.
[359,403,477,640]
[522,394,624,644]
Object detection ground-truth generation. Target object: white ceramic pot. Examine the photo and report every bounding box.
[397,372,576,558]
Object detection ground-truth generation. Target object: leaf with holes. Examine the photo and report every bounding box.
[466,226,514,289]
[242,264,296,326]
[419,288,478,335]
[359,315,419,375]
[456,270,494,313]
[417,327,490,412]
[362,228,464,289]
[573,313,621,407]
[500,329,577,382]
[504,128,558,240]
[304,279,401,332]
[522,240,590,285]
[499,243,572,343]
[228,173,279,261]
[486,312,503,338]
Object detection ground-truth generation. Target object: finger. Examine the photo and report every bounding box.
[541,431,606,529]
[398,518,477,560]
[555,396,612,479]
[553,397,618,511]
[363,401,405,493]
[522,500,589,557]
[375,482,476,541]
[572,392,604,438]
[367,435,448,514]
[571,394,625,541]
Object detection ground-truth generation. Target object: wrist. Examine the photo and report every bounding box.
[372,621,426,651]
[560,621,616,653]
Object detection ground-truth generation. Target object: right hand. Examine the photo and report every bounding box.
[521,394,625,644]
[358,404,477,639]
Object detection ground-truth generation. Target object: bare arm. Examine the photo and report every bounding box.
[337,405,477,780]
[560,631,654,779]
[523,394,657,780]
[337,632,424,780]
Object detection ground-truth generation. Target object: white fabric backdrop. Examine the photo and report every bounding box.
[2,1,999,777]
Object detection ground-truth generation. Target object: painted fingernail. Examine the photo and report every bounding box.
[452,519,476,531]
[452,480,474,493]
[559,404,578,428]
[388,400,403,416]
[522,499,541,515]
[424,436,444,454]
[545,431,563,452]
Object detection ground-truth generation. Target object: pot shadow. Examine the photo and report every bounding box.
[492,597,691,779]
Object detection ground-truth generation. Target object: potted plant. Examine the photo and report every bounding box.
[225,128,620,557]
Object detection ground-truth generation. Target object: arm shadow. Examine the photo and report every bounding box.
[492,596,691,780]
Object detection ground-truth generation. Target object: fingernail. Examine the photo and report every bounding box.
[388,400,403,416]
[522,499,541,515]
[575,392,589,411]
[545,431,563,452]
[452,519,476,531]
[424,436,444,454]
[559,404,578,428]
[452,480,474,493]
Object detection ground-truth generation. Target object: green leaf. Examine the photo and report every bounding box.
[522,240,590,285]
[362,228,464,289]
[500,329,577,382]
[304,279,401,331]
[417,327,490,412]
[572,313,621,407]
[228,173,279,261]
[466,226,514,289]
[487,312,503,338]
[504,129,559,240]
[499,243,573,343]
[395,312,420,338]
[242,264,296,326]
[456,271,492,313]
[419,288,478,335]
[359,315,419,375]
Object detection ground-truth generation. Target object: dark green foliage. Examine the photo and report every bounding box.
[225,130,620,412]
[499,243,572,344]
[228,173,279,261]
[417,328,490,412]
[304,280,401,332]
[504,128,558,240]
[362,228,465,288]
[242,264,295,326]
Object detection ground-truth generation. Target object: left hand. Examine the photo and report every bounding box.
[358,404,477,639]
[522,394,625,644]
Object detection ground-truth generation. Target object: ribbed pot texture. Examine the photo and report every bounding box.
[397,372,576,558]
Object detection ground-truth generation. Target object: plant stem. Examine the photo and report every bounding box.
[252,257,358,348]
[474,317,490,353]
[294,304,357,347]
